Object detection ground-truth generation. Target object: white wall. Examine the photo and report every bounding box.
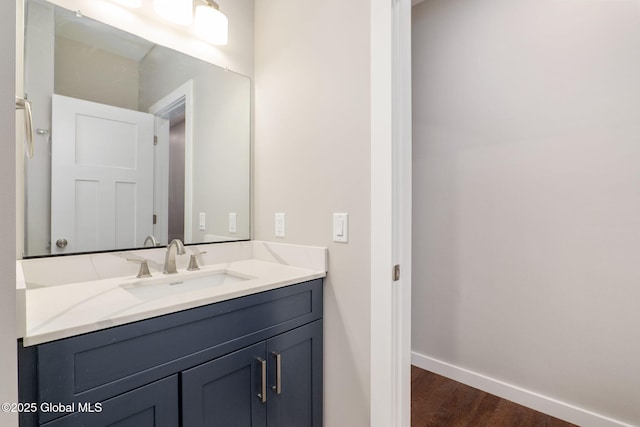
[412,1,640,425]
[55,37,140,110]
[254,0,372,425]
[1,0,18,424]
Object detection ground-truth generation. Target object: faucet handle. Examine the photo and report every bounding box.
[127,258,152,278]
[187,252,207,271]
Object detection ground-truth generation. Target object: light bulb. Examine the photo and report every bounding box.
[194,4,228,45]
[153,0,193,26]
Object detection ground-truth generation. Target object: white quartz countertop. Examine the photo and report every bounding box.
[19,241,327,346]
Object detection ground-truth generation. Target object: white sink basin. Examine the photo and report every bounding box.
[120,272,249,300]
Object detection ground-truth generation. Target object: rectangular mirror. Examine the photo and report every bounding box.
[23,0,251,257]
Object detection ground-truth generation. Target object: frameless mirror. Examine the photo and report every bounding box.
[23,0,251,257]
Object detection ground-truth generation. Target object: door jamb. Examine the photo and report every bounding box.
[370,0,412,425]
[392,0,412,425]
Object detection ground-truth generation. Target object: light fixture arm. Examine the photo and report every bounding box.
[201,0,219,10]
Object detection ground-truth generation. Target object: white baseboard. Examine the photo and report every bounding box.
[411,352,633,427]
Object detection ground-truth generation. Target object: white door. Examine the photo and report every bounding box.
[51,94,154,254]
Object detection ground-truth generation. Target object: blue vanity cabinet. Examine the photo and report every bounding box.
[182,320,323,427]
[265,321,323,427]
[41,376,179,427]
[182,342,268,427]
[18,279,323,427]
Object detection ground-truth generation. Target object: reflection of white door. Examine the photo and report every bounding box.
[51,95,154,254]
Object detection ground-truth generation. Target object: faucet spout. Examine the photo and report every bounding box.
[144,235,159,247]
[163,239,186,274]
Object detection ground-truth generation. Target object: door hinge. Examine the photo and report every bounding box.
[393,264,400,282]
[154,135,158,145]
[153,214,157,225]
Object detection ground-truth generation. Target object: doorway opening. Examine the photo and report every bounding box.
[149,80,194,245]
[166,105,186,242]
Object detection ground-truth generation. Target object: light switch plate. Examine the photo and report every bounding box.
[275,213,286,237]
[199,212,206,231]
[229,213,237,233]
[333,213,348,243]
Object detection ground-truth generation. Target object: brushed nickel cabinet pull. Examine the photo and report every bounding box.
[272,352,282,395]
[257,358,267,403]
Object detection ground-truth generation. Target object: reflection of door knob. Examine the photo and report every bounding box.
[56,238,68,248]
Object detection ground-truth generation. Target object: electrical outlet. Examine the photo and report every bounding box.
[229,213,237,233]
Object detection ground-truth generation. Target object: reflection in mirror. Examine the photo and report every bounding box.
[23,0,251,257]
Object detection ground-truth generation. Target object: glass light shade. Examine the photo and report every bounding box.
[153,0,193,26]
[110,0,142,8]
[194,5,228,45]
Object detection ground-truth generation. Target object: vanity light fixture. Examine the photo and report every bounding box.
[153,0,193,26]
[110,0,142,8]
[194,0,228,45]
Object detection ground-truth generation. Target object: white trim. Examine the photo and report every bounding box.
[370,0,394,424]
[412,352,635,427]
[372,0,412,424]
[3,1,18,425]
[148,80,194,244]
[391,0,412,426]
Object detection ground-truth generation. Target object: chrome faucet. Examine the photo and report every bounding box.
[144,235,159,247]
[163,239,186,274]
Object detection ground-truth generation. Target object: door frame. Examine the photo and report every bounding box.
[148,80,194,244]
[393,0,413,425]
[371,0,412,426]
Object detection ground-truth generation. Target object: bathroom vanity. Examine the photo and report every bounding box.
[17,241,326,427]
[16,1,326,425]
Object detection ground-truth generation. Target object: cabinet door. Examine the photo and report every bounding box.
[266,320,323,427]
[42,375,178,427]
[182,342,267,427]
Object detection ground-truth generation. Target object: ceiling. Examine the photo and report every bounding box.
[54,6,155,61]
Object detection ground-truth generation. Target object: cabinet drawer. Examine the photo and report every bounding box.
[28,279,322,424]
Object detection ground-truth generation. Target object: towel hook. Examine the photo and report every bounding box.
[15,96,34,158]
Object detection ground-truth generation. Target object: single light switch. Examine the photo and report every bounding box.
[275,213,286,237]
[229,213,237,233]
[199,212,206,231]
[333,213,348,243]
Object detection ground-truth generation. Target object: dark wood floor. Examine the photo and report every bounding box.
[412,366,578,427]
